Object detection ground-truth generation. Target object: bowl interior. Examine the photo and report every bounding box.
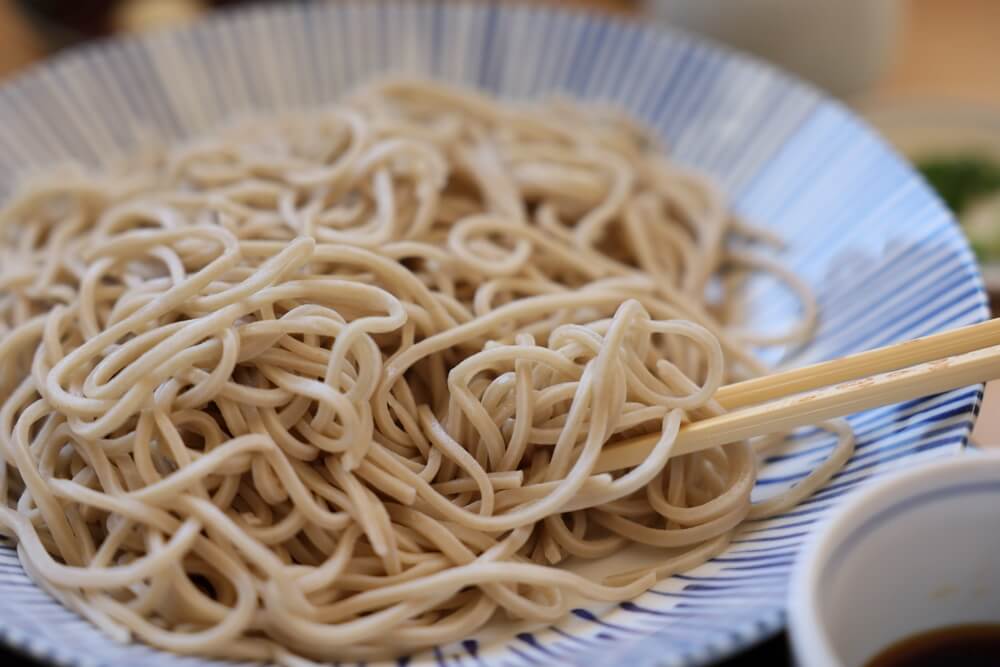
[0,3,987,667]
[792,455,1000,667]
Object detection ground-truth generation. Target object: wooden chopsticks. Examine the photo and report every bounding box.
[593,318,1000,474]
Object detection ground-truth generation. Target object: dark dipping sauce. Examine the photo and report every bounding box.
[864,624,1000,667]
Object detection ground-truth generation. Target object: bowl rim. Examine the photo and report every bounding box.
[787,451,1000,667]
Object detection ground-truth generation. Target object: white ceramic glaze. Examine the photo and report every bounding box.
[789,453,1000,667]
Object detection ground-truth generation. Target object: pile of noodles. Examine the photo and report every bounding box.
[0,79,853,663]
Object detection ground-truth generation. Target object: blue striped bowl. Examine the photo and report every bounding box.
[0,3,987,667]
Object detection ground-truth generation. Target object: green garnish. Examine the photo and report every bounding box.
[970,236,1000,261]
[917,155,1000,216]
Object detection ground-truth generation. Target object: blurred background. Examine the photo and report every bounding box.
[3,1,999,103]
[3,1,999,102]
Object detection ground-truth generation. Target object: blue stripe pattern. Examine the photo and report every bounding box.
[824,481,1000,579]
[0,2,987,667]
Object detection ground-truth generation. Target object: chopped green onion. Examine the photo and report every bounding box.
[917,155,1000,216]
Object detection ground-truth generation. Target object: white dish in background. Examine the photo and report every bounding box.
[788,453,1000,667]
[644,0,902,98]
[0,3,987,667]
[858,97,1000,159]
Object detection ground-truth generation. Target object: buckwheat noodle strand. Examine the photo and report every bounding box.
[0,79,853,663]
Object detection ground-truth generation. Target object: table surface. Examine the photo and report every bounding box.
[0,1,997,666]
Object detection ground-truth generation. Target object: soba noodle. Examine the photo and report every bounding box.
[0,79,854,662]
